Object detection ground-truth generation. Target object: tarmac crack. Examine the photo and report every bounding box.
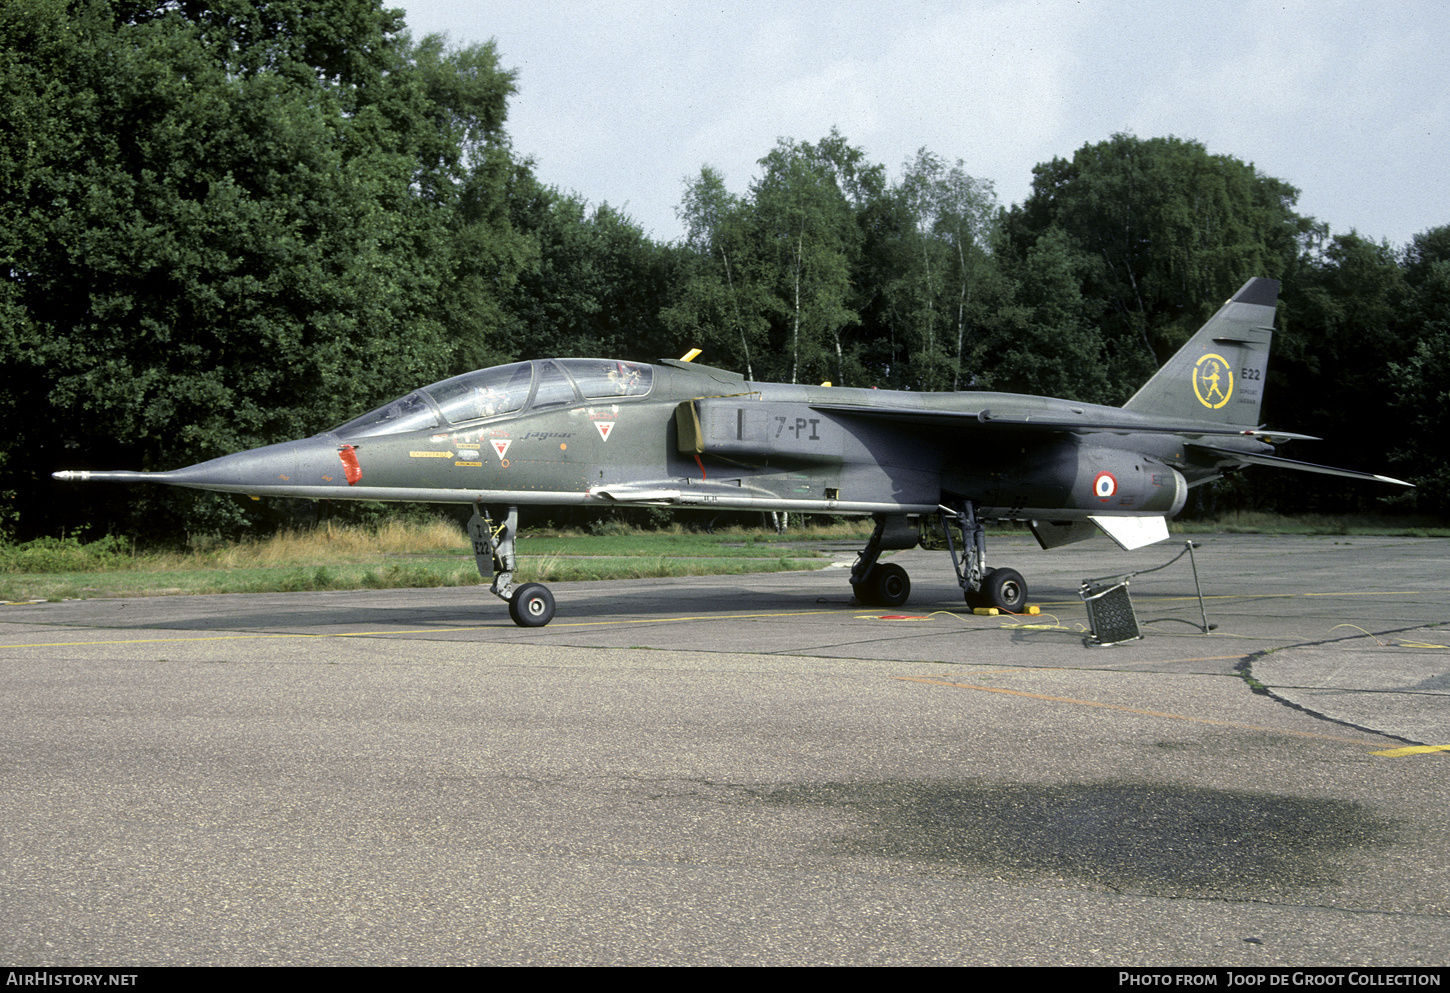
[1235,622,1446,747]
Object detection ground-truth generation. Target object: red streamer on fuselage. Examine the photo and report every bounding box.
[338,445,362,485]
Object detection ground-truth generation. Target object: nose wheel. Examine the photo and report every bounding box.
[508,583,556,627]
[470,503,558,627]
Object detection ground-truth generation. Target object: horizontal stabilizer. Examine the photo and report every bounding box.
[1191,446,1414,486]
[1088,515,1170,550]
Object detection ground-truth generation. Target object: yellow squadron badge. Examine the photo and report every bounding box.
[1193,353,1233,409]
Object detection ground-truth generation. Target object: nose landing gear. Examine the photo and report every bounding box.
[470,504,557,627]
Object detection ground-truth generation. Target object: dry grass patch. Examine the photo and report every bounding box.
[199,518,469,568]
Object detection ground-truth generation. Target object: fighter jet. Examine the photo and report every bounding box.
[54,277,1409,626]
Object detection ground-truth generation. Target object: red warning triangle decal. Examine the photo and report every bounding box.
[491,439,512,460]
[595,421,615,442]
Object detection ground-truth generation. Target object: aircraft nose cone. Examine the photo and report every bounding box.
[53,434,366,497]
[173,435,368,494]
[56,435,356,496]
[157,438,309,491]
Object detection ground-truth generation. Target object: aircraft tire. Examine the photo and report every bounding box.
[866,563,911,607]
[509,583,556,627]
[982,567,1027,613]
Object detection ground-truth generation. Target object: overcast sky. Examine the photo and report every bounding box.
[396,0,1448,251]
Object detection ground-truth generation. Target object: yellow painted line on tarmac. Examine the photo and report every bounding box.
[1022,590,1444,612]
[5,632,321,649]
[1303,590,1439,597]
[1370,744,1450,757]
[0,609,844,649]
[551,609,841,627]
[895,675,1377,747]
[1103,590,1438,603]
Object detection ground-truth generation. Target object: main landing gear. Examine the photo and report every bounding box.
[469,503,557,627]
[849,503,1030,614]
[849,515,917,606]
[941,501,1029,613]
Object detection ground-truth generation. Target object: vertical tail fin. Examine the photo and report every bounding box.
[1122,277,1279,426]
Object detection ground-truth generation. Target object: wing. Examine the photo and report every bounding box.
[809,403,1320,441]
[806,402,1411,488]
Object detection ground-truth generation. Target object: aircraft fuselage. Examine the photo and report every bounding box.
[73,359,1227,524]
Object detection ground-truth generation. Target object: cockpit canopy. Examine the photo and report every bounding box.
[332,359,654,439]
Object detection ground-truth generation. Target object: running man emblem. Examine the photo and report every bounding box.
[1193,353,1234,409]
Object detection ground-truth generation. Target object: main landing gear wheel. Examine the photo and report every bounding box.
[508,583,556,627]
[966,567,1027,613]
[853,562,911,607]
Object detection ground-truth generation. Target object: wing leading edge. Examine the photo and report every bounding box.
[809,402,1320,441]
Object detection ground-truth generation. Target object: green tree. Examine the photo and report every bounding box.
[668,132,879,385]
[852,183,923,388]
[404,32,537,373]
[1381,226,1450,515]
[887,149,1000,390]
[1386,326,1450,515]
[505,178,681,363]
[1006,133,1317,395]
[1402,225,1450,331]
[0,0,530,540]
[665,165,770,378]
[747,133,866,385]
[1257,233,1411,513]
[979,227,1111,402]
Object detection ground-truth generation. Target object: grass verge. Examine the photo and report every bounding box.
[0,520,842,601]
[4,513,1443,602]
